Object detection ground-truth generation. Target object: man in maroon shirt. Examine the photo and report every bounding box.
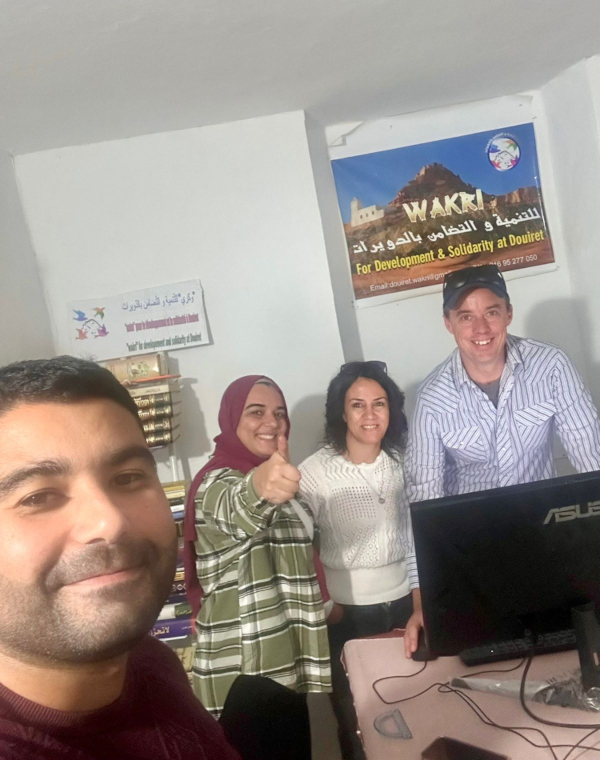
[0,356,240,760]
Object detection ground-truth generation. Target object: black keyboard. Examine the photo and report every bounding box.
[460,628,577,667]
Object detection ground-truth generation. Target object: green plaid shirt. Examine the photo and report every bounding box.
[191,468,331,717]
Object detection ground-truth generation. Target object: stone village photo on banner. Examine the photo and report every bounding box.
[331,122,554,303]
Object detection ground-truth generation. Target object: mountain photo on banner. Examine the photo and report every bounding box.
[331,122,554,302]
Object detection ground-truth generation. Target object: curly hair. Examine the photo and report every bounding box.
[324,362,408,461]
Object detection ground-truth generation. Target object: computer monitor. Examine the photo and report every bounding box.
[410,470,600,657]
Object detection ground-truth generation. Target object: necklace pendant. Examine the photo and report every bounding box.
[378,496,385,504]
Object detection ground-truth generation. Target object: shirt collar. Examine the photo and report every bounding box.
[505,334,524,373]
[451,333,523,386]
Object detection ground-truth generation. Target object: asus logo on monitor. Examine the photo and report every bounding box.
[543,500,600,524]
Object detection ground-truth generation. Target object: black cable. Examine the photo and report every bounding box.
[452,686,600,759]
[438,681,560,760]
[373,678,443,706]
[561,728,600,760]
[373,659,525,708]
[519,654,600,730]
[372,659,427,698]
[459,657,527,679]
[373,672,562,760]
[371,656,600,760]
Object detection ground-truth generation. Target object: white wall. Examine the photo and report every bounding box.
[305,114,363,361]
[11,60,600,478]
[588,55,600,127]
[15,111,345,478]
[325,95,588,415]
[538,58,600,403]
[0,149,53,364]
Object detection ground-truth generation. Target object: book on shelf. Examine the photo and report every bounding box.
[151,616,193,640]
[163,479,187,494]
[147,430,180,448]
[167,592,188,605]
[101,353,168,384]
[135,393,180,409]
[129,379,181,404]
[124,373,180,386]
[166,494,186,505]
[170,565,185,595]
[171,579,186,596]
[163,480,187,503]
[142,417,179,434]
[158,601,193,621]
[137,405,177,421]
[101,353,185,451]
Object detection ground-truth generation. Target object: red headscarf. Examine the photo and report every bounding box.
[183,375,289,617]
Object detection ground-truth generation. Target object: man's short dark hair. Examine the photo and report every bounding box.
[0,355,142,426]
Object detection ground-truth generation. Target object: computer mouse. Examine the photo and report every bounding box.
[411,628,438,662]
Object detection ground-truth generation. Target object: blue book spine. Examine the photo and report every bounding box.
[151,617,193,640]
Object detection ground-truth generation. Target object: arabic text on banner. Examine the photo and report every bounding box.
[331,122,554,303]
[67,280,209,360]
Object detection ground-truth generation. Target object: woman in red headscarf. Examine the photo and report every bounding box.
[183,376,332,722]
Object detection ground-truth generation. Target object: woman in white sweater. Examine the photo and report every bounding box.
[299,360,422,760]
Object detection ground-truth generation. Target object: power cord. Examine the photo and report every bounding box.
[374,671,561,760]
[519,654,600,730]
[371,656,600,760]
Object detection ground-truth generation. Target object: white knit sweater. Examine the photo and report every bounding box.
[299,447,419,606]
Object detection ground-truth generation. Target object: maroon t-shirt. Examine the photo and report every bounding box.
[0,636,240,760]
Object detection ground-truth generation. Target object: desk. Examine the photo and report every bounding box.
[343,633,600,759]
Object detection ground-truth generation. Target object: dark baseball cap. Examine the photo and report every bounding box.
[443,264,509,311]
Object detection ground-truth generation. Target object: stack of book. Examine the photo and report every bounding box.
[128,377,181,448]
[100,353,181,449]
[151,480,194,642]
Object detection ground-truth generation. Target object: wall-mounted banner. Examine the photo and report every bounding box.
[67,279,209,361]
[331,122,554,304]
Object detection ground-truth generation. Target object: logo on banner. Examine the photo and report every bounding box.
[73,308,109,341]
[487,134,520,172]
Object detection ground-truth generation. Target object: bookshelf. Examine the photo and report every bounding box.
[101,351,181,451]
[101,352,194,678]
[154,479,195,682]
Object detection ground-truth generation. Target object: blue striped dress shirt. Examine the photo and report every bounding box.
[407,335,600,502]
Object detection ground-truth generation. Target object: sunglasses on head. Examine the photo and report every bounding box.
[443,264,504,293]
[340,360,387,374]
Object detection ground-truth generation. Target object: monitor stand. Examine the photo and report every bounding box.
[572,603,600,692]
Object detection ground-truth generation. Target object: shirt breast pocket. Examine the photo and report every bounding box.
[513,400,556,451]
[441,425,488,464]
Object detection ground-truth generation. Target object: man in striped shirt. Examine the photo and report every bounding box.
[407,264,600,502]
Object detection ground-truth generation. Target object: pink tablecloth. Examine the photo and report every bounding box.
[343,633,600,759]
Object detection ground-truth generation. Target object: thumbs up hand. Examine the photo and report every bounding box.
[253,435,301,504]
[276,434,290,462]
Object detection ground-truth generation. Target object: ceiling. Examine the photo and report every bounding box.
[2,0,600,155]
